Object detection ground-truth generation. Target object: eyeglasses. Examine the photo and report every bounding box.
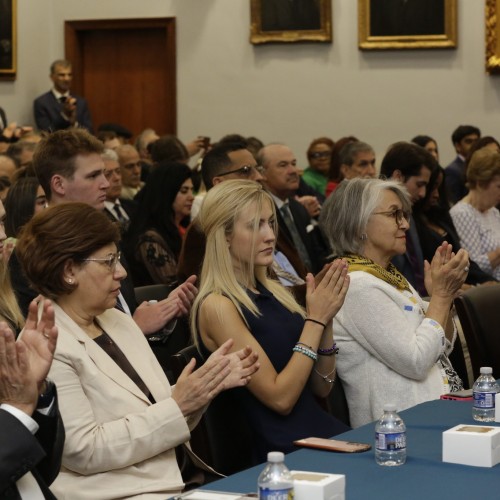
[217,165,265,178]
[310,151,331,159]
[373,209,410,225]
[81,251,121,272]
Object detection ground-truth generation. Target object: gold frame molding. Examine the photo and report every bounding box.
[250,0,332,44]
[358,0,457,50]
[486,0,500,74]
[0,0,16,79]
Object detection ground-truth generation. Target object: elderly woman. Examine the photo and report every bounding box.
[319,178,468,428]
[450,149,500,280]
[192,180,350,463]
[16,203,258,500]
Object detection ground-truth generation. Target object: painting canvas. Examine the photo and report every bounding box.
[0,0,16,77]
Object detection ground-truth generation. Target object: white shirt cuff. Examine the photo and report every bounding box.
[0,403,39,434]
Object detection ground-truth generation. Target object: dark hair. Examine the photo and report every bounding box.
[127,162,192,259]
[50,59,71,74]
[217,134,248,148]
[4,177,40,237]
[411,135,436,149]
[201,141,248,190]
[451,125,481,145]
[16,203,120,300]
[464,136,500,172]
[328,136,359,183]
[306,137,335,160]
[33,129,104,202]
[149,135,189,164]
[246,136,264,160]
[380,141,437,181]
[6,141,36,168]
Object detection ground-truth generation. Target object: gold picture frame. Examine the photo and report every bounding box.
[0,0,16,78]
[250,0,332,45]
[358,0,457,50]
[486,0,500,74]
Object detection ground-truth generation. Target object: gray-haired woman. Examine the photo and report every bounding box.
[319,178,469,427]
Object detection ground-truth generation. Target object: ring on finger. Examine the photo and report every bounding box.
[464,266,470,273]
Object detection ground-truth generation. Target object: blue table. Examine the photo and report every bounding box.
[203,399,500,499]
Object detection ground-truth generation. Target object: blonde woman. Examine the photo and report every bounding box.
[191,180,350,463]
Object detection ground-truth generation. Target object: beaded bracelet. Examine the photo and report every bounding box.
[314,367,336,384]
[296,342,315,352]
[318,343,339,356]
[293,344,318,362]
[305,318,327,329]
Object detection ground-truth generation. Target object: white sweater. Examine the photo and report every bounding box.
[333,271,454,428]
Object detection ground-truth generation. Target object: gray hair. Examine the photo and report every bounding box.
[339,141,374,167]
[319,178,411,256]
[101,148,118,162]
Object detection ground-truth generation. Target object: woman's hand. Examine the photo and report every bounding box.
[305,259,350,324]
[168,275,198,316]
[425,242,469,299]
[172,339,258,417]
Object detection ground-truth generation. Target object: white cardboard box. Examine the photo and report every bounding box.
[442,424,500,467]
[291,471,345,500]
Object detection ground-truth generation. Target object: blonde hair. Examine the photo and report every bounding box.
[190,180,304,340]
[0,257,24,331]
[467,148,500,189]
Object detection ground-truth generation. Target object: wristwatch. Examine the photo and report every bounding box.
[37,379,55,409]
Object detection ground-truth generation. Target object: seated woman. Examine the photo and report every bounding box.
[319,178,468,428]
[16,203,258,500]
[414,164,496,287]
[450,149,500,280]
[125,162,194,286]
[191,180,350,463]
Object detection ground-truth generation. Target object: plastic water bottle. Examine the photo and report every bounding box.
[258,451,294,499]
[375,404,406,466]
[472,367,499,422]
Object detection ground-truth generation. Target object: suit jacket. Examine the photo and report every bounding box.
[275,197,329,274]
[0,401,64,499]
[48,304,204,500]
[33,91,93,132]
[444,156,468,204]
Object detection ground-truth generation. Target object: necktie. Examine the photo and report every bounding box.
[113,202,130,232]
[280,204,312,271]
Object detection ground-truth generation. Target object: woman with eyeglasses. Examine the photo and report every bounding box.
[302,137,334,197]
[15,203,259,499]
[319,178,468,428]
[124,162,195,286]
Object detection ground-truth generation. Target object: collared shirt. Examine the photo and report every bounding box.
[104,200,130,222]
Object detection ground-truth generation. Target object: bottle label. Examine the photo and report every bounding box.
[258,487,294,500]
[376,432,406,451]
[473,391,496,409]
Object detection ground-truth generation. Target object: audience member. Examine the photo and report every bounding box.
[326,136,359,196]
[320,178,467,427]
[15,202,259,499]
[450,148,500,280]
[258,143,329,274]
[33,59,93,132]
[0,153,16,179]
[0,299,63,499]
[149,134,189,164]
[6,140,36,168]
[125,163,194,286]
[97,123,132,143]
[338,141,377,181]
[380,141,435,295]
[136,127,159,160]
[412,134,439,162]
[97,130,121,151]
[445,124,480,204]
[464,135,500,175]
[116,144,144,200]
[192,180,349,462]
[302,137,334,197]
[0,175,10,203]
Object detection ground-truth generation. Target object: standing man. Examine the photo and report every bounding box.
[380,141,436,295]
[258,143,329,274]
[445,125,481,204]
[33,59,93,132]
[116,144,144,200]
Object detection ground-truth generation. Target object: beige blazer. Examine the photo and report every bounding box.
[48,303,201,500]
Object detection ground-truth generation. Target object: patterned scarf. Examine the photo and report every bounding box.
[342,254,412,292]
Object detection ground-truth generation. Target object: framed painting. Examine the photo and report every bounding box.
[250,0,332,44]
[486,0,500,74]
[0,0,16,78]
[358,0,457,50]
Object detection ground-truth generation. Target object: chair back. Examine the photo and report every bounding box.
[454,285,500,381]
[134,284,172,303]
[171,345,254,476]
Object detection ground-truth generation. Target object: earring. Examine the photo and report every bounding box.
[67,278,74,284]
[360,233,367,241]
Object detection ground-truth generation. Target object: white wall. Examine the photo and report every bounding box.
[1,0,498,167]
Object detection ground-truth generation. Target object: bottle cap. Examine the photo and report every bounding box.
[480,367,493,374]
[383,403,397,412]
[267,451,285,463]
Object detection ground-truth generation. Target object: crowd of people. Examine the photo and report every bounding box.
[1,58,499,500]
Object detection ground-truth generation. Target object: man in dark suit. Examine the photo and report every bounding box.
[0,301,64,499]
[444,124,481,205]
[33,60,93,132]
[258,143,329,275]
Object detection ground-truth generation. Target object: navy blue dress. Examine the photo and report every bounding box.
[198,282,349,463]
